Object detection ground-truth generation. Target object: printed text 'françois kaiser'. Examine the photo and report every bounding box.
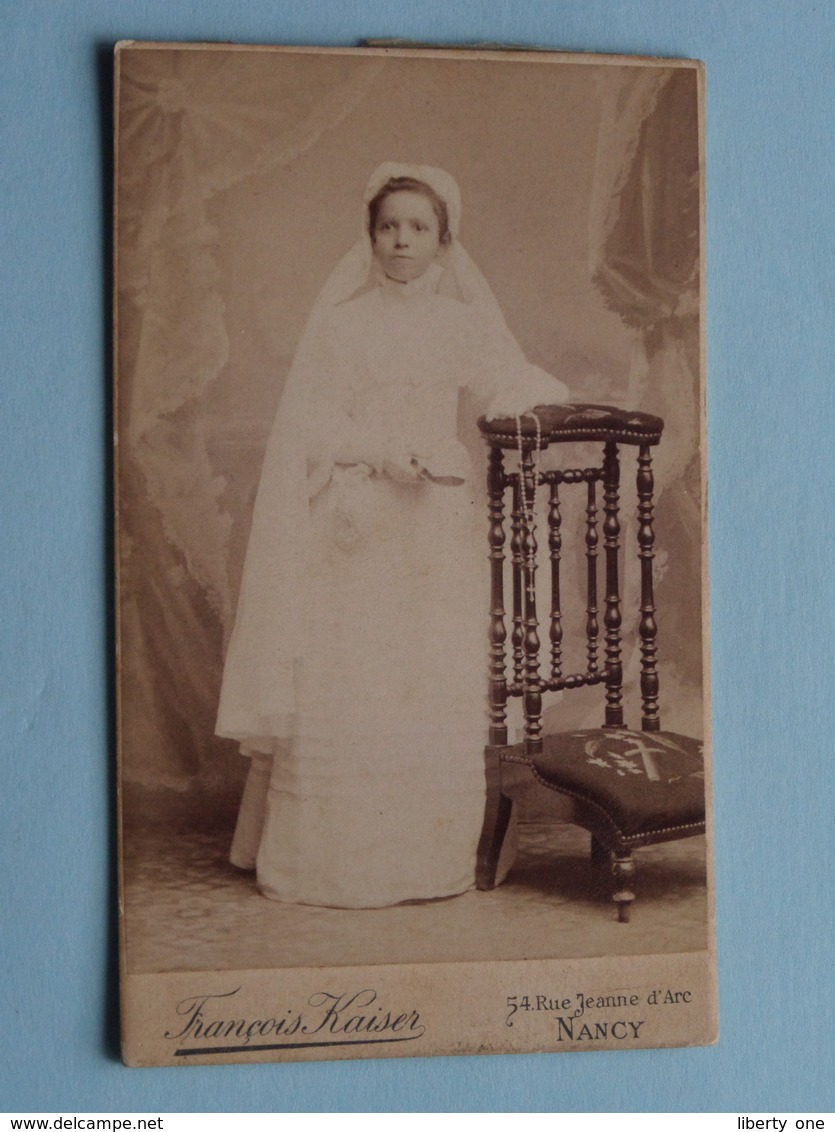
[165,988,426,1047]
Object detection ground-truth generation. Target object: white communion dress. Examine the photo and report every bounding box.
[216,167,568,908]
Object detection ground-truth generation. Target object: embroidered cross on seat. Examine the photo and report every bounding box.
[475,403,706,921]
[531,730,705,843]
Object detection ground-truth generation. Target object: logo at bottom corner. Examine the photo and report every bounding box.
[164,987,426,1057]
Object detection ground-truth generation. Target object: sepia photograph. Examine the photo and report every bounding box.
[115,42,714,1065]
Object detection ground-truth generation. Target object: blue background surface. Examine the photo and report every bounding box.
[2,0,833,1113]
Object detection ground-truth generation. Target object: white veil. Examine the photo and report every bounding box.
[216,163,564,749]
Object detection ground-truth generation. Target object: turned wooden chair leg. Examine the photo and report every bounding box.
[612,850,636,923]
[590,835,609,866]
[476,747,513,890]
[476,793,512,890]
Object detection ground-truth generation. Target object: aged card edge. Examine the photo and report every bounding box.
[112,42,715,1068]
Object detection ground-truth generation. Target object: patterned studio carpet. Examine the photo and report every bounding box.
[123,814,708,973]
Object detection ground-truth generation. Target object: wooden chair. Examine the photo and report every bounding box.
[475,404,706,921]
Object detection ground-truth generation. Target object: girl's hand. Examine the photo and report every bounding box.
[381,447,422,482]
[411,440,469,484]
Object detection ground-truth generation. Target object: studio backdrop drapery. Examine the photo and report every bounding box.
[116,52,701,799]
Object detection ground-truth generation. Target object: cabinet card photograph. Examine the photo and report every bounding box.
[115,42,714,1065]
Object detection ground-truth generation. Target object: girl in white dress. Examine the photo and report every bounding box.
[216,163,568,908]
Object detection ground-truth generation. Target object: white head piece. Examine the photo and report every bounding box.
[362,162,462,240]
[313,162,508,321]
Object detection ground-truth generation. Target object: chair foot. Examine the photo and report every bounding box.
[612,851,635,922]
[476,794,512,889]
[476,749,513,890]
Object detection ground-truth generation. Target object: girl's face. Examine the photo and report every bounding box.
[371,190,443,283]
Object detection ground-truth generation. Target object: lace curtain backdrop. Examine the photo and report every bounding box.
[116,51,702,799]
[589,67,702,709]
[117,52,386,793]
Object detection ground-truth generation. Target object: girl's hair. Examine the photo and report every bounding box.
[367,177,452,245]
